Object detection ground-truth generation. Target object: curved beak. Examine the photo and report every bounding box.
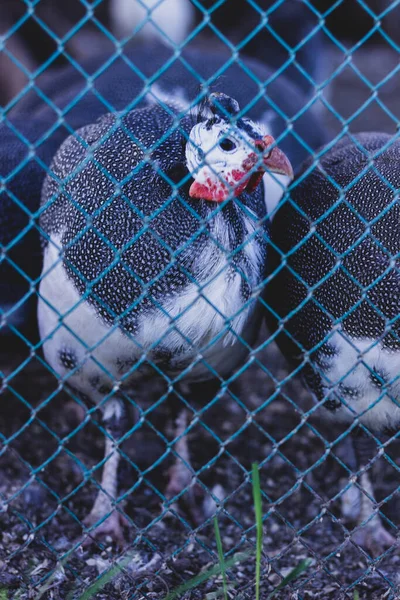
[240,134,293,194]
[255,135,294,179]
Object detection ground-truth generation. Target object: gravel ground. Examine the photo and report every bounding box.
[2,43,400,600]
[2,332,400,600]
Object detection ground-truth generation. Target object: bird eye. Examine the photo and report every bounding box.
[219,138,237,152]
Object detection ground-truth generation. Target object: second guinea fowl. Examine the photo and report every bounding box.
[38,93,292,541]
[266,133,400,555]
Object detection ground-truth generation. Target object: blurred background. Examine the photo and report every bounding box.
[1,0,399,133]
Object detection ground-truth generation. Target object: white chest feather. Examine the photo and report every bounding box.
[38,226,263,402]
[317,329,400,431]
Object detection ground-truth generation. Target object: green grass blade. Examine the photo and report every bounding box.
[0,589,8,600]
[34,556,69,600]
[75,565,124,600]
[353,590,360,600]
[252,463,263,600]
[73,550,136,600]
[71,545,249,600]
[267,558,313,599]
[214,516,228,600]
[163,551,251,600]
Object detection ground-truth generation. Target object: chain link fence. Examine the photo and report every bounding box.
[1,1,400,598]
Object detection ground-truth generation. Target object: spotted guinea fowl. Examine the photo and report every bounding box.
[0,42,327,343]
[38,92,293,541]
[265,133,400,555]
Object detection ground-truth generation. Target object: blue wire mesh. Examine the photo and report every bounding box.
[1,1,400,599]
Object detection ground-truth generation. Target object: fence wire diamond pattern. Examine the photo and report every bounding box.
[1,1,400,599]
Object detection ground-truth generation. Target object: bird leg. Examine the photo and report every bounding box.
[83,397,129,545]
[166,409,192,497]
[165,408,204,524]
[346,430,396,555]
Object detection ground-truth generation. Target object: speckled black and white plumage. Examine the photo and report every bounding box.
[38,97,279,408]
[1,42,328,339]
[266,133,400,433]
[37,95,291,537]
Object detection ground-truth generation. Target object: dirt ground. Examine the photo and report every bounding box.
[2,328,400,600]
[2,44,400,600]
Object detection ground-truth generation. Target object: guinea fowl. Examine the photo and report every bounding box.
[38,92,293,541]
[0,42,327,342]
[265,133,400,554]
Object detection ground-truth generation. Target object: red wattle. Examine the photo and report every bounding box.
[189,180,229,202]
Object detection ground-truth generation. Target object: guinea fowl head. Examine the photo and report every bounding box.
[185,92,293,202]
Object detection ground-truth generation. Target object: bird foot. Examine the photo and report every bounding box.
[351,522,397,557]
[342,469,398,556]
[163,409,207,525]
[82,506,128,546]
[165,459,193,500]
[165,465,206,526]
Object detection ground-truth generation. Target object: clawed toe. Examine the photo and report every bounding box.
[351,523,397,556]
[82,507,128,546]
